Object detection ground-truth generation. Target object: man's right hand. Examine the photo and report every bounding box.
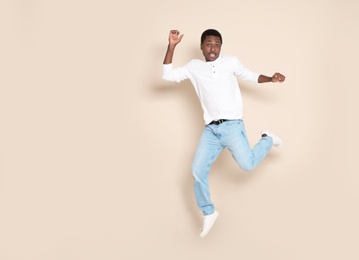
[163,30,183,64]
[168,30,184,45]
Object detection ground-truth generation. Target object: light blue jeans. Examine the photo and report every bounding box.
[191,120,273,215]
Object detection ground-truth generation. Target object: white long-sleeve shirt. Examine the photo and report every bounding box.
[162,55,260,125]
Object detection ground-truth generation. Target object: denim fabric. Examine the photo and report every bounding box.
[191,120,273,215]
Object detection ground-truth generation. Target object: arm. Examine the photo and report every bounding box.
[258,73,286,83]
[163,30,184,64]
[162,30,190,82]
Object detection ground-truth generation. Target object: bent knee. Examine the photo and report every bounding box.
[191,168,202,181]
[191,165,208,181]
[238,161,256,171]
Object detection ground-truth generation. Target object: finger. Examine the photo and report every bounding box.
[279,74,285,82]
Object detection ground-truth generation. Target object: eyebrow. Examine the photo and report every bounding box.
[205,40,221,43]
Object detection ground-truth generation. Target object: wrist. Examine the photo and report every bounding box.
[258,75,273,83]
[168,43,177,48]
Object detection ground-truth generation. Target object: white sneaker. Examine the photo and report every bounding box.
[261,130,283,148]
[200,210,219,238]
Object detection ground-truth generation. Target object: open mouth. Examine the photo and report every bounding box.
[209,53,216,58]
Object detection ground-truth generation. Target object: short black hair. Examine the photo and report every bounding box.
[201,29,222,44]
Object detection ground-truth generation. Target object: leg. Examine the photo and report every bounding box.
[220,120,273,171]
[191,126,223,216]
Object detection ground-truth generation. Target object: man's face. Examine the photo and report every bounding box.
[200,35,222,62]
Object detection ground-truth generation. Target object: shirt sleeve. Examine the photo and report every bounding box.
[162,63,191,83]
[233,57,260,83]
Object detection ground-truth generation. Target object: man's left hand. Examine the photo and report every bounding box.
[272,72,285,83]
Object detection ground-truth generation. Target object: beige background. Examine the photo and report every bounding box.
[1,0,358,259]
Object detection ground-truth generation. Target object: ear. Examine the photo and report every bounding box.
[200,43,203,50]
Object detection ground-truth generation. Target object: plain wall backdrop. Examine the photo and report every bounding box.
[1,0,358,259]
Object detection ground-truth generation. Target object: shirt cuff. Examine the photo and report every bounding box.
[162,63,173,80]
